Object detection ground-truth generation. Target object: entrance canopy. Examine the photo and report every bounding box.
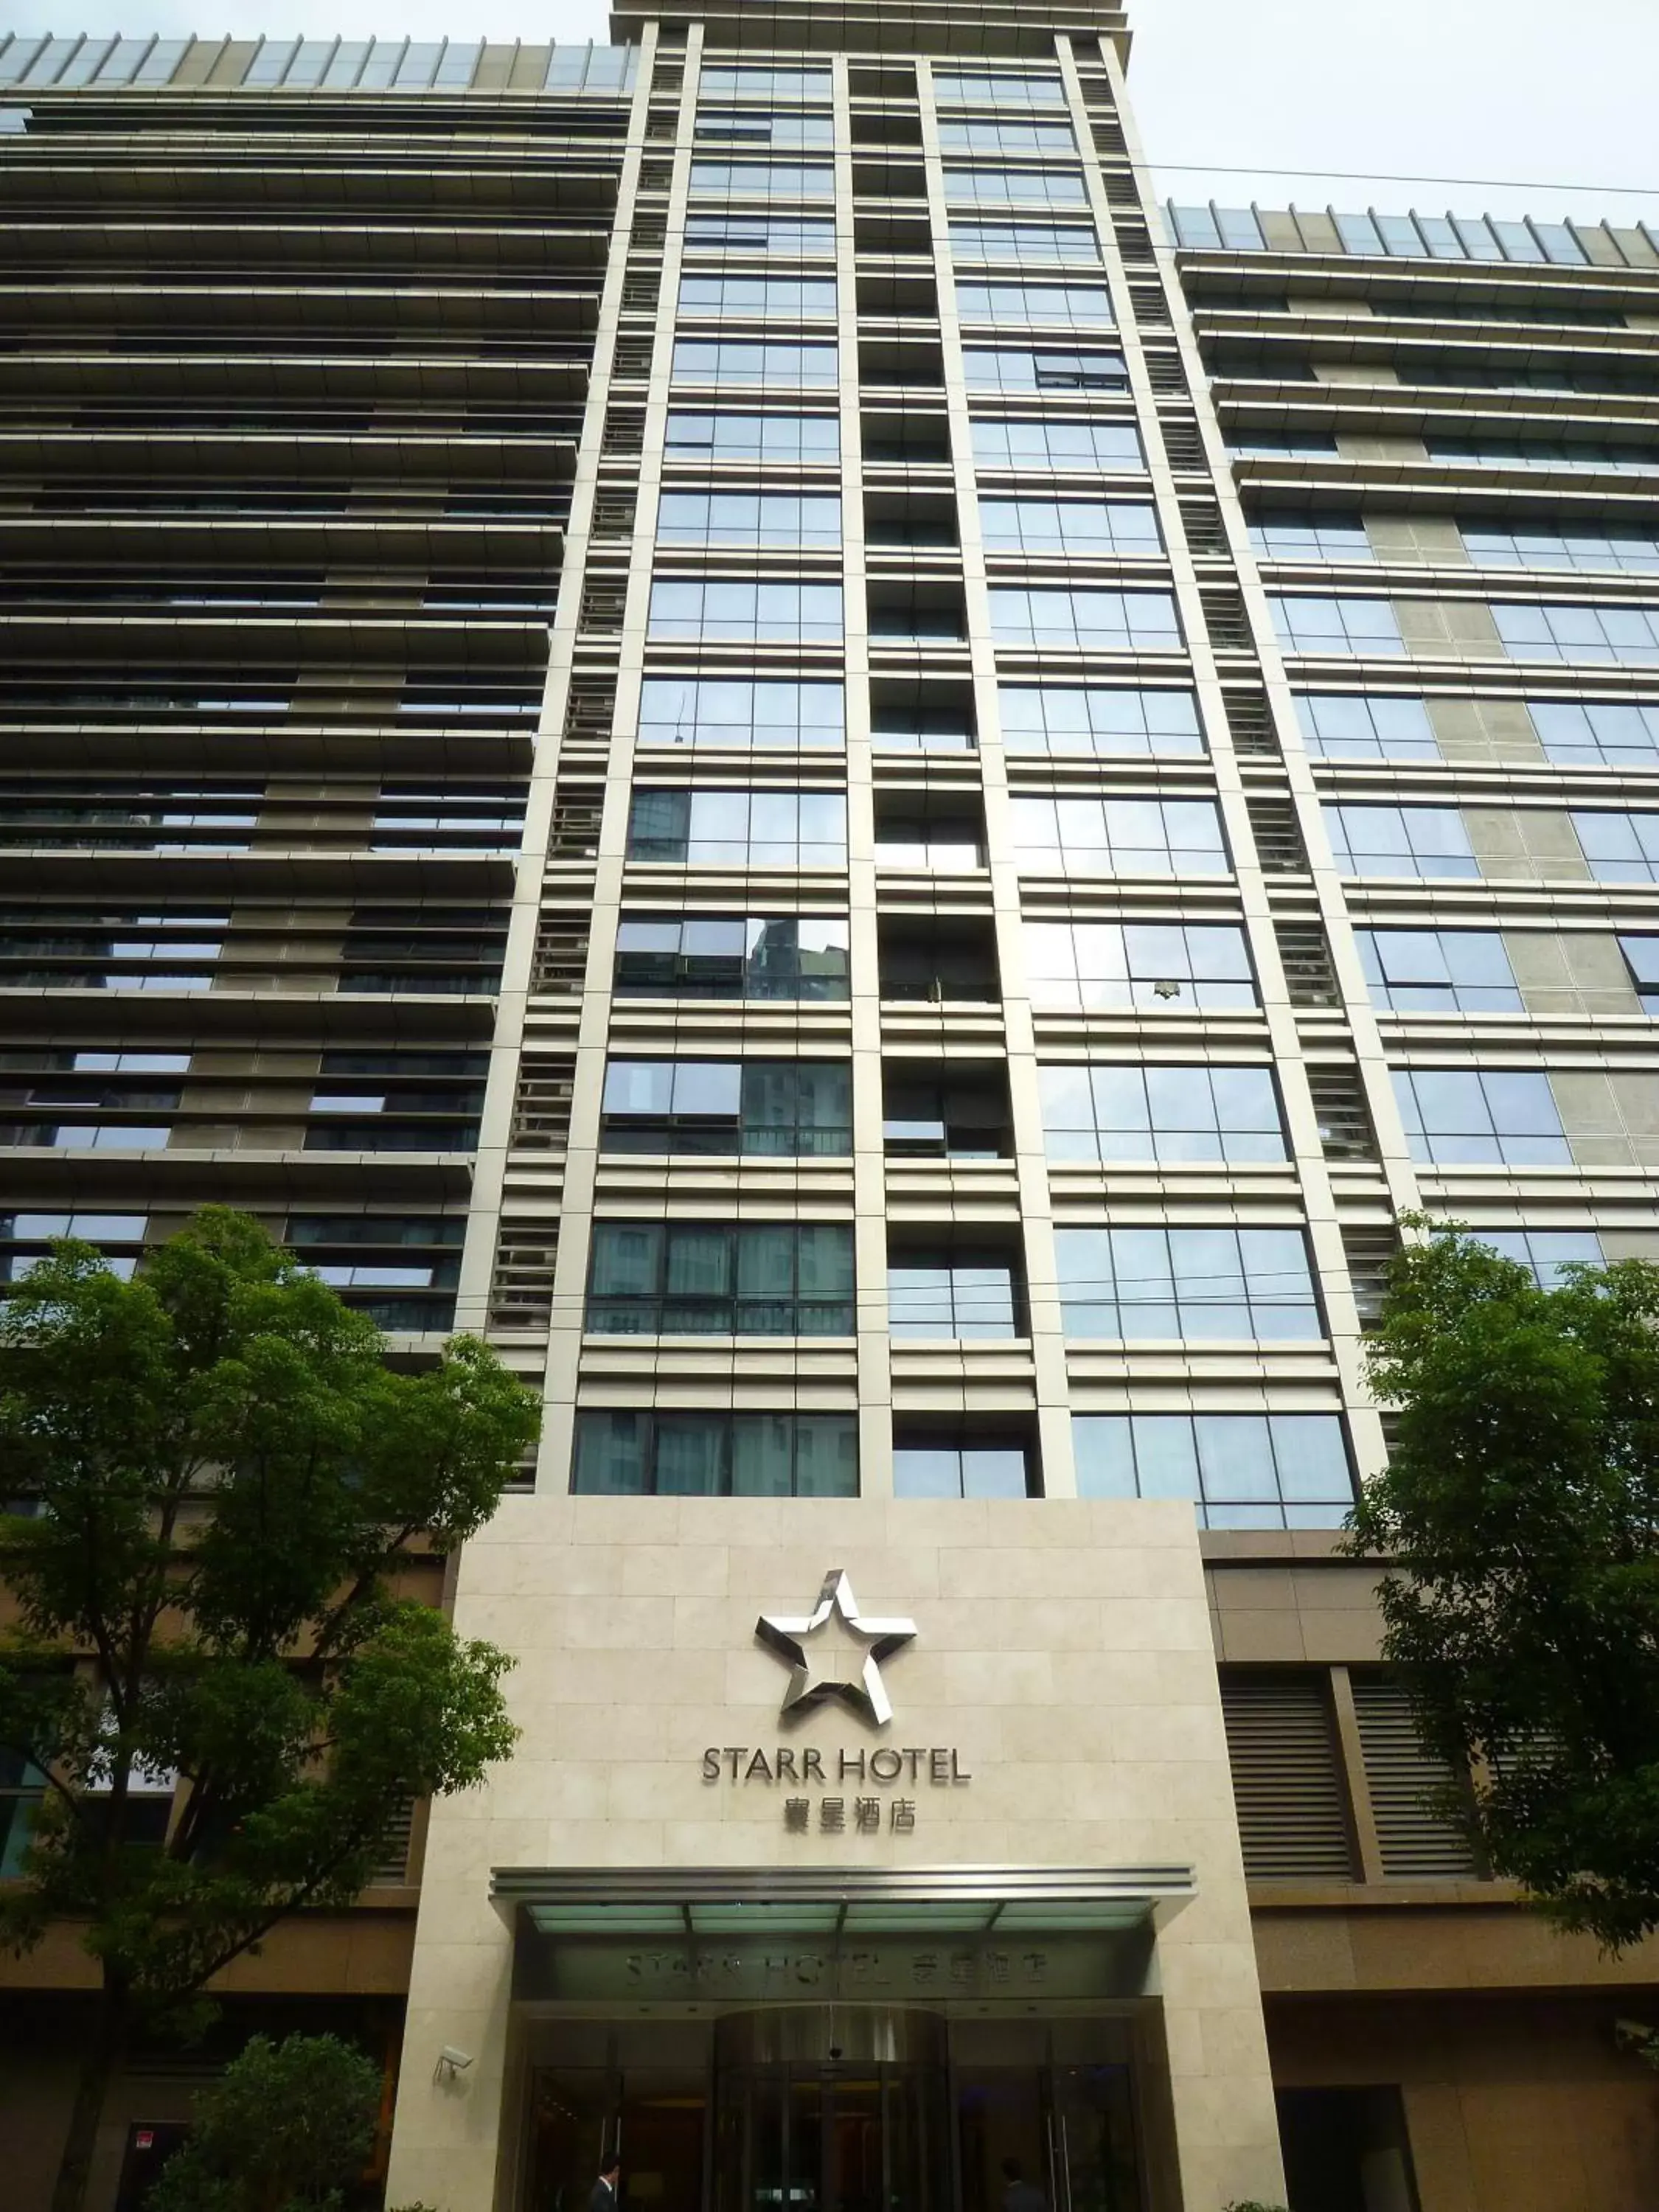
[491,1863,1194,1940]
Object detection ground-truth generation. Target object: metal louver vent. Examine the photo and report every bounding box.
[1127,279,1170,325]
[1102,172,1141,209]
[621,275,660,314]
[602,408,644,456]
[631,212,668,249]
[1307,1064,1380,1161]
[531,916,590,996]
[639,158,675,193]
[592,494,638,540]
[564,676,616,740]
[549,788,604,859]
[646,108,676,139]
[1158,416,1204,470]
[1143,349,1188,396]
[511,1062,577,1152]
[1200,585,1253,652]
[1245,792,1308,872]
[1273,920,1340,1007]
[1090,116,1128,155]
[1221,1676,1356,1881]
[1340,1228,1400,1326]
[1074,72,1115,108]
[369,1798,415,1886]
[1178,497,1229,558]
[490,1222,560,1330]
[1351,1677,1480,1878]
[1222,689,1279,755]
[612,336,654,379]
[578,580,627,633]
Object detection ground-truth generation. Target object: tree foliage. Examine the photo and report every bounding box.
[147,2033,382,2212]
[0,1208,539,2211]
[1347,1224,1659,1950]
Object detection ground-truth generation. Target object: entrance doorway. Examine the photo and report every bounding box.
[524,2014,1144,2212]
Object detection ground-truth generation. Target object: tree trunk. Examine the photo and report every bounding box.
[51,1986,126,2212]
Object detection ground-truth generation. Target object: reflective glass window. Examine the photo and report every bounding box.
[1055,1226,1321,1340]
[971,418,1142,470]
[1572,812,1659,883]
[1250,514,1374,562]
[1324,804,1478,877]
[637,680,844,750]
[655,493,842,550]
[588,1221,854,1335]
[664,412,839,463]
[573,1411,857,1495]
[625,788,846,866]
[1356,930,1522,1012]
[999,686,1203,757]
[1270,596,1406,655]
[1293,694,1440,761]
[1529,700,1659,766]
[646,579,844,644]
[613,914,850,1001]
[1074,1412,1354,1528]
[1023,922,1254,1012]
[1009,796,1229,877]
[990,588,1183,652]
[1391,1068,1570,1165]
[1039,1062,1286,1164]
[1492,603,1659,664]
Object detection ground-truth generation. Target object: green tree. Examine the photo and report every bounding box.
[0,1208,539,2212]
[1347,1224,1659,1950]
[147,2032,381,2212]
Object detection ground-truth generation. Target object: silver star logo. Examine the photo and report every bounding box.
[755,1568,917,1729]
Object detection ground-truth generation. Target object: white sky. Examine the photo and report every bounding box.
[13,0,1659,232]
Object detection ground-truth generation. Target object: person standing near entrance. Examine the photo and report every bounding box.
[591,2156,622,2212]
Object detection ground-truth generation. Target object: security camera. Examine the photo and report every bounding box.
[441,2047,473,2070]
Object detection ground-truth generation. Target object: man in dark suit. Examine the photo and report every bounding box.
[590,2155,622,2212]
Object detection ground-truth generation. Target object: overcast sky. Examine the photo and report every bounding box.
[15,0,1659,232]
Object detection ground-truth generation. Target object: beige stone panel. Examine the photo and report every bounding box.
[1215,1610,1309,1663]
[1427,694,1545,762]
[1506,931,1629,1018]
[1554,1070,1637,1167]
[1336,433,1430,460]
[1599,1229,1659,1260]
[1464,806,1585,880]
[1365,514,1469,565]
[1315,363,1401,386]
[1609,1071,1659,1164]
[1297,1607,1385,1663]
[1395,599,1504,658]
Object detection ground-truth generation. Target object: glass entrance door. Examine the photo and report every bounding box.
[956,2062,1141,2212]
[529,2067,706,2212]
[714,2060,950,2212]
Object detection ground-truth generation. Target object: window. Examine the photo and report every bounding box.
[1000,686,1203,757]
[1009,796,1229,876]
[655,493,842,551]
[938,119,1076,155]
[971,419,1142,470]
[694,109,835,150]
[1230,434,1340,459]
[1040,1062,1287,1164]
[664,412,840,463]
[963,348,1129,393]
[338,904,507,996]
[677,274,838,319]
[933,72,1067,107]
[1620,936,1659,1011]
[979,500,1162,557]
[882,1065,1012,1157]
[1475,1228,1604,1286]
[613,914,851,1001]
[888,1238,1023,1338]
[0,785,259,852]
[1573,812,1659,882]
[1165,204,1265,249]
[683,213,836,255]
[990,588,1183,653]
[626,790,846,868]
[1250,515,1374,562]
[950,223,1102,266]
[1357,930,1522,1012]
[303,1046,487,1154]
[637,679,845,750]
[1324,804,1478,877]
[944,168,1089,208]
[1074,1411,1354,1528]
[956,282,1115,327]
[1463,526,1659,574]
[688,162,835,200]
[587,1221,854,1335]
[892,1428,1038,1499]
[0,1745,47,1876]
[0,910,226,991]
[0,1210,147,1284]
[599,1060,852,1155]
[1294,693,1440,761]
[699,66,833,100]
[1531,700,1659,767]
[573,1411,857,1496]
[874,801,985,871]
[1055,1226,1321,1340]
[1023,921,1255,1011]
[1391,1068,1571,1166]
[1270,597,1405,655]
[1428,437,1659,473]
[1493,603,1659,664]
[288,1212,464,1331]
[543,43,636,91]
[646,580,844,644]
[671,341,838,389]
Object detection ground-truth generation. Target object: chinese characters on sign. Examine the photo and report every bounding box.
[700,1744,971,1834]
[619,1945,1051,1995]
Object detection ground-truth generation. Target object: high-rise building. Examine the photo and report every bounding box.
[3,10,1659,2211]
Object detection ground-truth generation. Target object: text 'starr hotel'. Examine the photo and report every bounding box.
[4,4,1659,2209]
